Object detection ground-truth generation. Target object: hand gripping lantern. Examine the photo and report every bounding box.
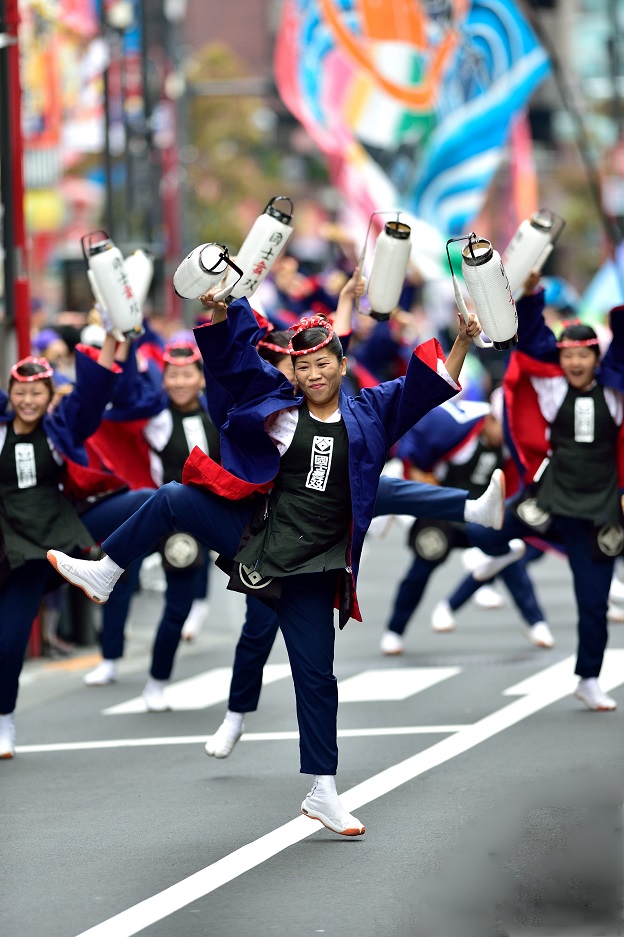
[82,231,144,342]
[446,233,518,351]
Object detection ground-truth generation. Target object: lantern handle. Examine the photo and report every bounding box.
[446,234,492,350]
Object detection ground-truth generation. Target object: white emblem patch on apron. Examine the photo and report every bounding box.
[574,397,595,443]
[306,435,333,491]
[182,414,209,454]
[15,442,37,489]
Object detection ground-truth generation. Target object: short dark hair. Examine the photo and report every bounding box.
[558,323,600,358]
[290,326,344,361]
[164,346,203,371]
[257,330,292,368]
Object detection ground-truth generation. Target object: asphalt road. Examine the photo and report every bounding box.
[3,524,624,937]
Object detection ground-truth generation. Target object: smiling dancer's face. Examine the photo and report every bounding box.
[293,349,346,411]
[163,362,205,412]
[559,346,598,392]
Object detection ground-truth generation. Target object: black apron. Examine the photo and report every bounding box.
[0,423,94,572]
[537,383,620,524]
[225,406,351,596]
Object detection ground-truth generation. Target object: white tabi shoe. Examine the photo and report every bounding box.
[142,678,170,712]
[0,713,16,759]
[301,776,365,836]
[472,540,526,583]
[181,599,210,641]
[204,711,245,758]
[473,585,506,609]
[431,600,456,633]
[522,621,555,649]
[574,678,617,712]
[464,469,505,530]
[84,660,118,686]
[47,551,123,604]
[380,631,404,655]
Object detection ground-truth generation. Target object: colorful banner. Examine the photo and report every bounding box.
[274,0,550,240]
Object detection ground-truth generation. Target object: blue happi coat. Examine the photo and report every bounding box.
[182,299,461,619]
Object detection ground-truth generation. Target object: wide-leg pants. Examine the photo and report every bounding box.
[0,488,154,715]
[227,476,469,712]
[102,482,340,775]
[466,508,613,678]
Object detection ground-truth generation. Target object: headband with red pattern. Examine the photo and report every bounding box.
[163,341,202,366]
[556,337,600,348]
[10,356,54,382]
[556,318,600,349]
[257,338,291,355]
[287,315,335,356]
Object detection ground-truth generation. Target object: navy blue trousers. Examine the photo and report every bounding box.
[102,482,340,775]
[447,545,544,616]
[227,475,469,713]
[387,546,545,635]
[0,488,154,715]
[466,508,613,678]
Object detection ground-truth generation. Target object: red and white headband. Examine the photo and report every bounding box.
[556,318,599,349]
[163,341,201,366]
[556,337,600,348]
[287,315,335,356]
[11,356,54,382]
[257,338,291,355]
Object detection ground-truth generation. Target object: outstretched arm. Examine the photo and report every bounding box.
[444,312,481,384]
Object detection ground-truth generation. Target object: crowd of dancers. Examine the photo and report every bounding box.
[1,248,621,837]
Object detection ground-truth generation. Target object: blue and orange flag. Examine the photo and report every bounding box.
[274,0,550,240]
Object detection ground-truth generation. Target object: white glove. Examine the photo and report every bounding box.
[95,303,116,336]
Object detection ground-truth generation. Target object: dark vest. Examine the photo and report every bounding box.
[235,406,351,576]
[0,423,93,569]
[444,439,503,499]
[158,406,221,484]
[537,382,620,523]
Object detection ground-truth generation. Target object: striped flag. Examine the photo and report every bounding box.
[274,0,550,239]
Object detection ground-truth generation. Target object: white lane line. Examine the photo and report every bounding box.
[72,652,624,937]
[15,725,467,754]
[102,664,292,715]
[338,667,460,701]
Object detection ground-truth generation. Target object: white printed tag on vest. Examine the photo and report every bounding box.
[306,435,333,492]
[182,414,209,454]
[15,443,37,489]
[574,397,595,443]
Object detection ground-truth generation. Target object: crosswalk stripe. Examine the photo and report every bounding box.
[102,664,292,715]
[103,664,462,715]
[338,667,461,701]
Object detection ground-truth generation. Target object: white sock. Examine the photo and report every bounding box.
[223,709,245,731]
[310,774,337,797]
[100,554,124,582]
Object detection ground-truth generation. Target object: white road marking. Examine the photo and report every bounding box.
[102,664,292,715]
[102,664,459,714]
[15,725,467,755]
[338,667,460,701]
[72,652,624,937]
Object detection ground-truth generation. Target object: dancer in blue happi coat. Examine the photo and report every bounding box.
[49,291,482,835]
[0,329,156,759]
[465,279,624,712]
